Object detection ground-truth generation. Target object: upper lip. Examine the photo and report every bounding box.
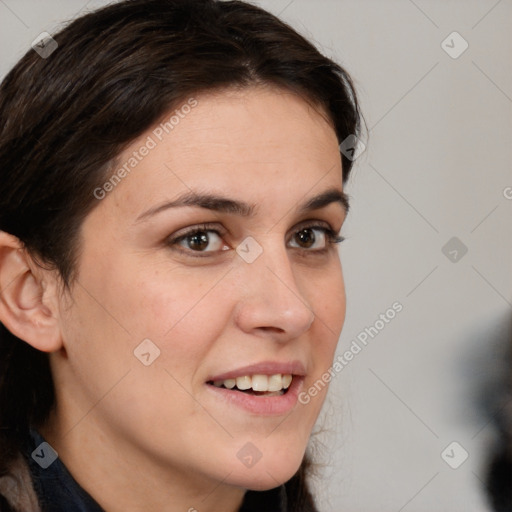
[207,360,306,382]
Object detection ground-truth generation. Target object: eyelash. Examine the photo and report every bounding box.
[166,221,345,258]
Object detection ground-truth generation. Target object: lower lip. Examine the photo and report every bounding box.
[205,376,304,415]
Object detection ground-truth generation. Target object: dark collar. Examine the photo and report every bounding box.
[24,429,285,512]
[25,429,104,512]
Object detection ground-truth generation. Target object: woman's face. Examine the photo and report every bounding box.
[48,86,347,496]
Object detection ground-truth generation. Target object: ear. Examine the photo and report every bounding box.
[0,231,63,352]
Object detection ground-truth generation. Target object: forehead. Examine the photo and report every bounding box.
[106,86,343,217]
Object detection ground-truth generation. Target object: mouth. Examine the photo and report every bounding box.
[206,373,294,397]
[205,361,306,415]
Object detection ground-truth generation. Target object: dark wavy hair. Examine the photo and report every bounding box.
[0,0,361,509]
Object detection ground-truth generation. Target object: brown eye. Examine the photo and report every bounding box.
[168,228,229,254]
[288,225,340,251]
[295,228,316,248]
[291,226,330,252]
[187,231,209,251]
[175,230,226,252]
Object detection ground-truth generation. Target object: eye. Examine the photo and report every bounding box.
[288,224,344,251]
[168,225,230,254]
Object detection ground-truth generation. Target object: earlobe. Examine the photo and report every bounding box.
[0,231,63,353]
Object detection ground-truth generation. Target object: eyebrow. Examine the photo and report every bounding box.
[135,187,349,223]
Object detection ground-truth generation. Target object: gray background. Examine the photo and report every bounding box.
[1,1,511,510]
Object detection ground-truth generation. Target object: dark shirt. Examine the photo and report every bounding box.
[23,429,286,512]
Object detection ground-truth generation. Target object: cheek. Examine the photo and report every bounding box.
[300,260,345,413]
[308,259,346,347]
[79,249,229,335]
[134,266,231,336]
[61,263,236,438]
[105,263,234,382]
[61,257,231,394]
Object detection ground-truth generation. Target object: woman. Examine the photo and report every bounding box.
[0,0,362,510]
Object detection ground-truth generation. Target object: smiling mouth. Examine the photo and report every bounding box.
[206,373,293,397]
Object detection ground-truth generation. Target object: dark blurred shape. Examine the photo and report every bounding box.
[487,448,512,512]
[484,317,512,512]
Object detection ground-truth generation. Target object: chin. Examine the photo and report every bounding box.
[226,450,305,491]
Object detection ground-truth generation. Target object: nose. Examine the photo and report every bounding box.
[233,237,315,341]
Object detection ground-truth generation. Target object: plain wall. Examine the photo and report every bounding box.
[1,1,511,510]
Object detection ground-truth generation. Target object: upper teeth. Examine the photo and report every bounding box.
[212,374,293,392]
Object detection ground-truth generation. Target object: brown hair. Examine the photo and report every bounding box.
[0,0,362,509]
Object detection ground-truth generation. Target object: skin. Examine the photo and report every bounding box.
[0,86,347,512]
